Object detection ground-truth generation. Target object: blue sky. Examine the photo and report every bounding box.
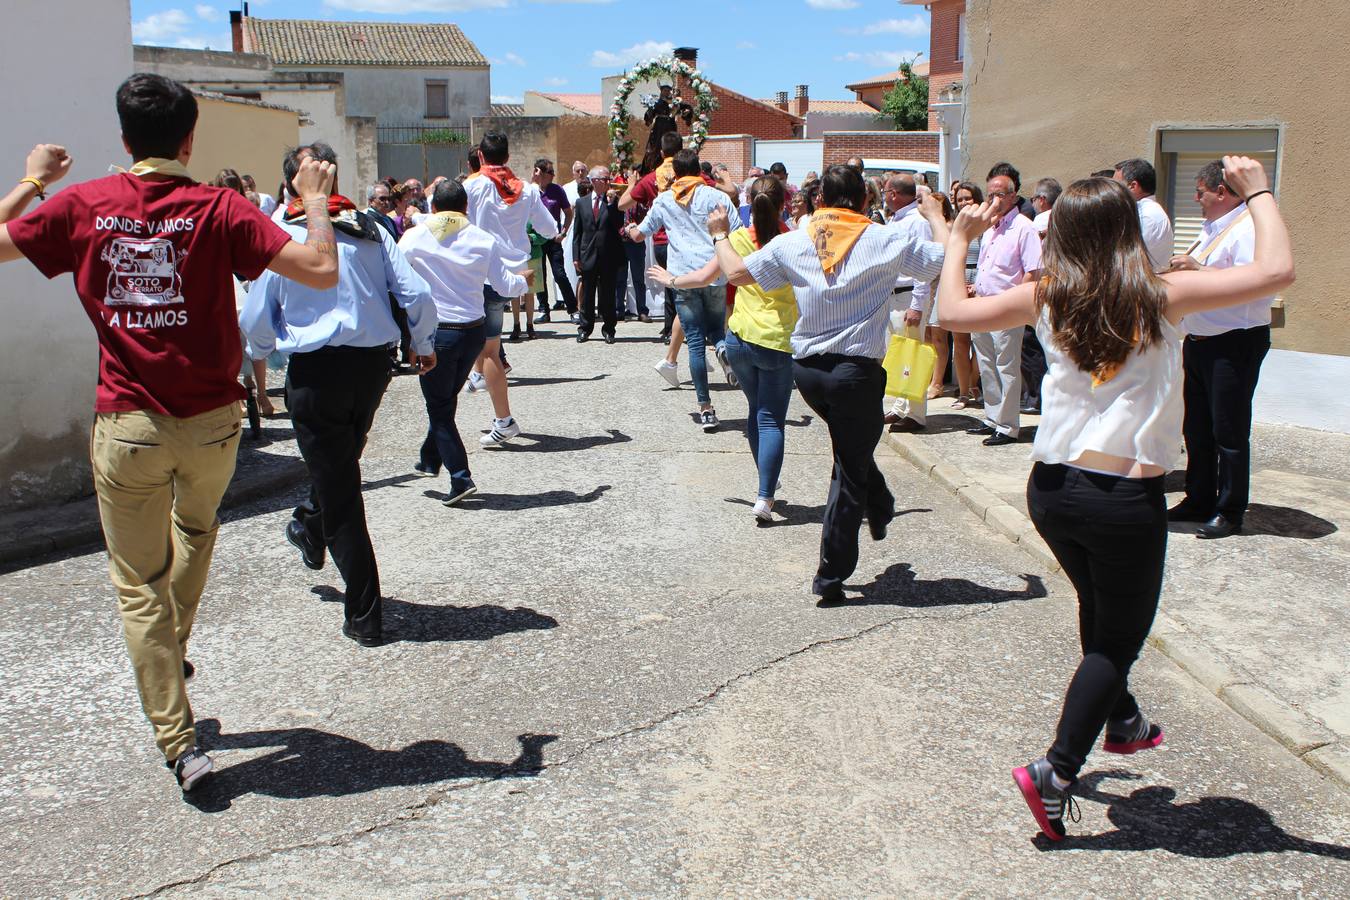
[128,0,928,105]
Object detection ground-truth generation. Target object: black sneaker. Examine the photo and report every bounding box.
[1012,757,1078,841]
[171,746,213,792]
[1103,713,1165,754]
[700,409,719,433]
[412,462,439,478]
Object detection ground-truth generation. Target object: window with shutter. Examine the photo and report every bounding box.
[1159,129,1279,256]
[426,81,449,119]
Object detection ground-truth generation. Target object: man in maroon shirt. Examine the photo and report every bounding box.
[0,74,339,792]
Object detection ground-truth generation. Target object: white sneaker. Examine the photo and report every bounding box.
[172,746,213,792]
[714,343,738,387]
[465,371,486,394]
[480,418,521,447]
[752,498,774,522]
[654,359,680,388]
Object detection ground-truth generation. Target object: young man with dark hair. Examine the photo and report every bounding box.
[0,73,338,792]
[399,178,531,505]
[705,164,949,604]
[242,143,436,649]
[1113,158,1174,272]
[628,149,742,431]
[462,131,558,446]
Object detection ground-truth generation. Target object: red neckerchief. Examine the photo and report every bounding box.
[284,194,358,219]
[480,164,524,205]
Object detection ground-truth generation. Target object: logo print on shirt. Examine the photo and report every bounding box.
[99,237,187,306]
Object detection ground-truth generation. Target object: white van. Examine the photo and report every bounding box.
[860,158,941,189]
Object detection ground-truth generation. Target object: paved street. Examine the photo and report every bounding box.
[3,320,1348,898]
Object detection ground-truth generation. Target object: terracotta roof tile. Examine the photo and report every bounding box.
[539,93,603,115]
[844,62,930,90]
[243,17,487,67]
[489,103,525,117]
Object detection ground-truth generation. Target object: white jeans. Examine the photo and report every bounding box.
[971,326,1023,437]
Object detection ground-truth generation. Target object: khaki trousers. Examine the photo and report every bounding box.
[90,402,241,762]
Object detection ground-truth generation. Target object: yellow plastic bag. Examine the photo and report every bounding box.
[882,332,937,400]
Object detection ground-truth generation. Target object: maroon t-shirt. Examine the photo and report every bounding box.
[9,174,291,417]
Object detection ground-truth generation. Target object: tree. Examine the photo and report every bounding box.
[879,58,929,132]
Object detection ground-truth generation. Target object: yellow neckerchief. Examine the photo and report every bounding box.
[669,175,703,208]
[807,207,873,275]
[654,157,676,191]
[124,157,194,179]
[425,211,469,243]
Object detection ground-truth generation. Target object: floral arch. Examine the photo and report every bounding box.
[608,56,718,172]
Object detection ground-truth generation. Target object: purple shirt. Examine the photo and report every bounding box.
[539,182,571,229]
[975,207,1042,297]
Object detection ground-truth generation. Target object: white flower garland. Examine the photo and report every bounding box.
[608,57,718,171]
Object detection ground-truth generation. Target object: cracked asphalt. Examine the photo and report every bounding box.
[2,319,1348,897]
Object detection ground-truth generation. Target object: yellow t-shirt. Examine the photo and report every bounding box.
[726,227,798,354]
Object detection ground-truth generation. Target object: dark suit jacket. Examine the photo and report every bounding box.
[572,194,624,272]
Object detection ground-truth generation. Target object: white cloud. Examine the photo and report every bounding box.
[504,51,526,66]
[590,40,675,69]
[841,14,927,37]
[805,0,859,10]
[194,4,222,20]
[323,0,509,13]
[529,0,619,4]
[834,50,924,70]
[735,40,756,50]
[544,76,568,86]
[132,8,232,50]
[491,94,524,104]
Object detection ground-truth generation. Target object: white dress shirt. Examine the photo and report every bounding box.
[887,201,932,313]
[1181,202,1274,336]
[465,176,558,269]
[742,222,945,359]
[1137,195,1174,273]
[397,220,528,324]
[1033,209,1052,236]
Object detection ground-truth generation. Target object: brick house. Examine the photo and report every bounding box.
[843,61,932,112]
[902,0,964,130]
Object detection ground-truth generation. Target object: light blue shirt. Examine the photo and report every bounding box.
[241,221,436,359]
[743,222,944,360]
[636,184,741,284]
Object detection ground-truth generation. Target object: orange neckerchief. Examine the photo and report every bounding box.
[654,157,676,191]
[480,164,523,205]
[670,175,703,208]
[808,207,872,275]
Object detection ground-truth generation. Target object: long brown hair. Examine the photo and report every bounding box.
[749,175,785,247]
[1037,177,1167,378]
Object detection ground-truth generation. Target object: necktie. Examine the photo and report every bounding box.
[594,196,600,220]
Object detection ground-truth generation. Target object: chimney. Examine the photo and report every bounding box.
[791,84,809,118]
[672,47,698,66]
[774,91,789,111]
[230,9,243,53]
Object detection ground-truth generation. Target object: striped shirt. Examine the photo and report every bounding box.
[889,203,933,313]
[742,220,945,359]
[636,184,741,284]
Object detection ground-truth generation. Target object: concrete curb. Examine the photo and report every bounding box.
[0,457,307,568]
[883,429,1349,792]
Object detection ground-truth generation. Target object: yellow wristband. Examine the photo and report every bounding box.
[18,177,45,199]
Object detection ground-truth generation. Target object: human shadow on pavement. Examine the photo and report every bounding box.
[490,429,631,452]
[185,720,557,812]
[311,586,558,643]
[1163,503,1336,540]
[422,484,610,510]
[507,374,610,387]
[822,562,1046,608]
[1036,770,1350,859]
[705,414,816,434]
[723,500,929,529]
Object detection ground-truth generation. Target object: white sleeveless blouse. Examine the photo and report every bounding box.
[1031,308,1184,471]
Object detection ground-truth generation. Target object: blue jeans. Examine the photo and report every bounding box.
[723,330,794,500]
[418,323,488,493]
[673,285,727,405]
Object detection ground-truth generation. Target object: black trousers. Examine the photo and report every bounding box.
[536,237,576,314]
[1020,325,1047,410]
[654,242,676,335]
[1182,325,1270,524]
[287,346,392,639]
[792,354,894,595]
[614,239,649,317]
[1027,463,1167,782]
[578,259,619,337]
